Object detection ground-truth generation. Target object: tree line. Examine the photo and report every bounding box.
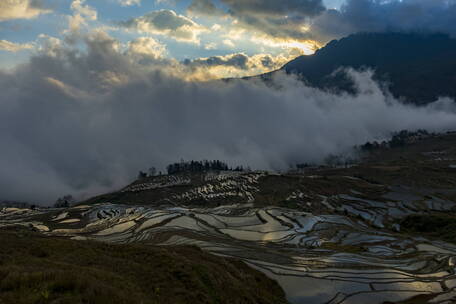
[360,129,431,151]
[137,160,248,179]
[167,160,247,175]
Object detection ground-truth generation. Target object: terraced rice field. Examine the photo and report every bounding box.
[3,179,456,304]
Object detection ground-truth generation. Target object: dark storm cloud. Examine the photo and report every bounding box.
[188,0,325,40]
[1,32,456,205]
[188,0,456,43]
[188,0,325,16]
[220,0,325,16]
[342,0,456,34]
[188,0,221,16]
[311,0,456,42]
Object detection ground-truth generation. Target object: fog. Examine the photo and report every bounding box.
[1,33,456,204]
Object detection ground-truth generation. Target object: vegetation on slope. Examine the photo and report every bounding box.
[0,227,288,304]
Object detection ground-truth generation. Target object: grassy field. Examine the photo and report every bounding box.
[0,227,288,304]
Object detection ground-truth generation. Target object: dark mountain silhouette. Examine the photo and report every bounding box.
[277,32,456,105]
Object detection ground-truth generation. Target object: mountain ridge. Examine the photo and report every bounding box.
[263,32,456,105]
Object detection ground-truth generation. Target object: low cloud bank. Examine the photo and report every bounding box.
[1,34,456,204]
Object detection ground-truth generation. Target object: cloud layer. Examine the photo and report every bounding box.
[0,0,51,21]
[188,0,456,45]
[182,52,296,78]
[0,39,33,52]
[311,0,456,41]
[1,32,456,204]
[121,9,206,43]
[189,0,325,41]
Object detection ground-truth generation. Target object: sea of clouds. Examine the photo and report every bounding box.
[1,32,456,204]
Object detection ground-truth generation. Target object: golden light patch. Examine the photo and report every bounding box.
[0,0,51,21]
[251,36,321,55]
[282,40,320,55]
[0,39,33,52]
[45,77,88,99]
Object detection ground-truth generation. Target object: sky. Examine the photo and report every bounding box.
[1,0,456,204]
[2,0,455,77]
[0,0,347,75]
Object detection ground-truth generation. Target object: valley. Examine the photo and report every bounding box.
[3,132,456,304]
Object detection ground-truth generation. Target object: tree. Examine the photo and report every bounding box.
[148,167,157,177]
[137,171,147,180]
[54,195,74,208]
[324,154,342,167]
[165,159,241,175]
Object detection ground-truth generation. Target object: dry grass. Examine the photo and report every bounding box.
[0,227,288,304]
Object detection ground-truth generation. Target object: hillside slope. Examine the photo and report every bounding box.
[4,133,456,303]
[0,227,288,304]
